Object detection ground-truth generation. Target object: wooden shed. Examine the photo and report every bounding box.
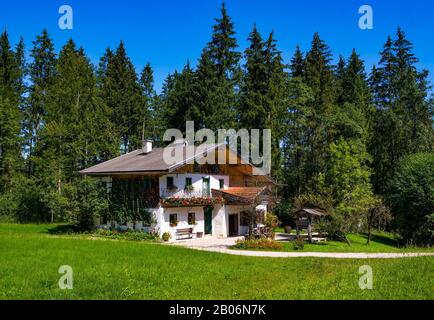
[294,208,326,243]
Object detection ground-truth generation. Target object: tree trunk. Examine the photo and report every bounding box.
[307,216,312,243]
[296,220,300,238]
[367,210,373,245]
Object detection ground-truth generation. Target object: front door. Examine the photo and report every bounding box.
[204,206,212,235]
[229,214,239,236]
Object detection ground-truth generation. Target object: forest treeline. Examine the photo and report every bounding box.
[0,4,432,244]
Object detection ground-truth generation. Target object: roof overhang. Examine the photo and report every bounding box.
[79,143,278,184]
[211,187,269,206]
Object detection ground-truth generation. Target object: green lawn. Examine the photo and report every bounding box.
[0,223,433,299]
[269,232,434,253]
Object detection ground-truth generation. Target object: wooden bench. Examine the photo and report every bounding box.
[175,228,193,240]
[312,237,327,243]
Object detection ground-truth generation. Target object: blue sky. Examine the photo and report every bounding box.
[1,0,433,92]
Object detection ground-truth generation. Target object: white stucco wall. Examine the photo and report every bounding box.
[158,206,205,240]
[212,204,227,237]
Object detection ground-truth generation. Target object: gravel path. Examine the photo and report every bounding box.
[170,236,434,259]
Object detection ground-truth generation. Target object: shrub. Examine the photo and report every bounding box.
[0,176,50,223]
[93,229,159,241]
[265,213,280,229]
[162,232,171,242]
[292,237,305,250]
[68,177,109,231]
[388,153,434,246]
[316,215,350,244]
[233,238,282,250]
[264,213,280,239]
[0,192,18,221]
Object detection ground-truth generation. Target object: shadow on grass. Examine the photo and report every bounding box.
[46,224,80,234]
[360,233,403,247]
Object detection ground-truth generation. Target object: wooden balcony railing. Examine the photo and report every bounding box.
[160,188,211,199]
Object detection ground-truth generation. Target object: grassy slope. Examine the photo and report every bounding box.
[0,223,433,300]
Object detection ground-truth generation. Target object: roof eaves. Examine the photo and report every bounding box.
[79,169,169,176]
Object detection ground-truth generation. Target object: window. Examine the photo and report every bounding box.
[143,178,151,190]
[185,177,192,188]
[169,214,177,226]
[167,176,174,189]
[202,177,210,196]
[219,179,225,189]
[188,212,195,225]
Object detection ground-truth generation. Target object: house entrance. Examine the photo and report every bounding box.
[204,206,212,235]
[229,214,239,236]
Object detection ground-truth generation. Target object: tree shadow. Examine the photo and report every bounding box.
[362,233,403,247]
[46,224,79,234]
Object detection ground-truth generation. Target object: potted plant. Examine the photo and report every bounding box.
[167,185,178,192]
[162,232,171,242]
[170,220,178,227]
[184,185,195,193]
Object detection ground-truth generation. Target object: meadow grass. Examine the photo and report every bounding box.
[274,233,434,253]
[0,223,432,300]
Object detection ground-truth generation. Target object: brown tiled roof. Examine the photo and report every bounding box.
[212,187,266,205]
[79,144,222,175]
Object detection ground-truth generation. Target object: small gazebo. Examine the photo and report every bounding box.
[294,208,326,243]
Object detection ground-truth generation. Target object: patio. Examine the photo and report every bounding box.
[170,235,244,250]
[169,233,291,250]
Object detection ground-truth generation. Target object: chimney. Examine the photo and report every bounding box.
[142,140,153,154]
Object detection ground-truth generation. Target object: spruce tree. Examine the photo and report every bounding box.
[139,63,157,142]
[282,78,314,196]
[96,47,113,85]
[304,33,335,109]
[25,29,56,175]
[342,49,370,107]
[303,33,336,184]
[263,31,287,181]
[38,39,116,221]
[289,45,305,78]
[0,31,22,192]
[14,37,26,97]
[193,51,219,129]
[159,62,201,133]
[335,55,346,105]
[370,28,433,194]
[239,25,267,130]
[331,49,372,142]
[195,2,241,130]
[99,41,146,153]
[239,27,287,180]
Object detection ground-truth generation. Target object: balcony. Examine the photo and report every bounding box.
[159,187,223,207]
[160,187,211,199]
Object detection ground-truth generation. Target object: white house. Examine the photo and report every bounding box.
[80,140,275,241]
